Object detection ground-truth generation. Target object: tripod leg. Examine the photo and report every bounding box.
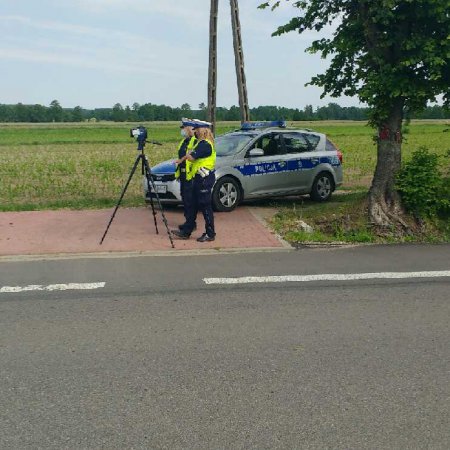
[143,157,175,249]
[100,154,141,245]
[143,156,159,235]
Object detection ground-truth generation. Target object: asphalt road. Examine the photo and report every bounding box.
[1,245,449,449]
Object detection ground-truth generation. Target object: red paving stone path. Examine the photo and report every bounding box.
[0,207,285,257]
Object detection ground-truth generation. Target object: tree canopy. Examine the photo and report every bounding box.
[259,0,449,126]
[0,101,448,123]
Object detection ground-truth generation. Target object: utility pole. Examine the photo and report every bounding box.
[230,0,250,124]
[207,0,219,134]
[208,0,250,132]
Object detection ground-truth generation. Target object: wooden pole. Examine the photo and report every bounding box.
[230,0,250,124]
[208,0,219,134]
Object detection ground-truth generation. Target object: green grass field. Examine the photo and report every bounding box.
[0,120,448,211]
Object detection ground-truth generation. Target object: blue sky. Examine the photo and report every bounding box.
[0,0,360,110]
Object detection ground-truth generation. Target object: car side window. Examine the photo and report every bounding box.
[254,133,282,156]
[282,133,319,153]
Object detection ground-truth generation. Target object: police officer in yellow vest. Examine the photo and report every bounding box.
[175,118,198,233]
[172,120,216,242]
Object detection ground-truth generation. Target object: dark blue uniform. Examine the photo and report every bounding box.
[184,141,216,238]
[178,138,196,231]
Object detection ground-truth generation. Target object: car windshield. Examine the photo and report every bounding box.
[215,133,254,156]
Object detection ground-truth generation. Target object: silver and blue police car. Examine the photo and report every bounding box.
[145,121,343,212]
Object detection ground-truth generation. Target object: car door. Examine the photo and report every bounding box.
[239,132,287,197]
[279,132,321,191]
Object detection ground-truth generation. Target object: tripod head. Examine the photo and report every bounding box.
[130,126,163,151]
[130,126,147,151]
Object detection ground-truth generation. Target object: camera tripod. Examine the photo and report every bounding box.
[100,141,175,248]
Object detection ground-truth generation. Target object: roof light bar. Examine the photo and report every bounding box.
[241,120,287,130]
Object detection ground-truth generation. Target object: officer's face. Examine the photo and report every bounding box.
[185,126,194,137]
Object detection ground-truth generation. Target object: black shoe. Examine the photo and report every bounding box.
[178,223,196,231]
[172,230,191,240]
[197,233,215,242]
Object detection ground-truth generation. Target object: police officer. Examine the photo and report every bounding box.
[175,118,197,232]
[172,120,216,242]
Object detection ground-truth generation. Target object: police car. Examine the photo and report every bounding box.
[146,121,343,212]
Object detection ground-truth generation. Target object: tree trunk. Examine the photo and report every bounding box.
[368,99,408,230]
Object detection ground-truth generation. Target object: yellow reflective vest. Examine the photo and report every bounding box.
[175,136,197,180]
[186,139,216,181]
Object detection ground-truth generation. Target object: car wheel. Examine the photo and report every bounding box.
[212,177,241,212]
[310,172,334,202]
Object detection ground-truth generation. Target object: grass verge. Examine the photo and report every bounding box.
[269,191,450,245]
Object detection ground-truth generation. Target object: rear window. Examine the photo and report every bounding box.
[326,139,338,152]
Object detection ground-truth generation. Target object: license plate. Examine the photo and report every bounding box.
[151,184,167,194]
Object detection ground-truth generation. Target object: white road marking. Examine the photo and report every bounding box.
[0,282,106,293]
[203,271,450,285]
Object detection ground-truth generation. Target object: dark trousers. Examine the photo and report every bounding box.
[184,172,215,236]
[180,178,195,230]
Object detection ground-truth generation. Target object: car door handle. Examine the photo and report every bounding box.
[310,158,319,164]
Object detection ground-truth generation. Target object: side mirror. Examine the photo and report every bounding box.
[248,148,264,157]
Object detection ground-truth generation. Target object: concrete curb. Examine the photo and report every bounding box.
[0,246,293,263]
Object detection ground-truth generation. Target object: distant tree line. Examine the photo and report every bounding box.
[0,100,448,123]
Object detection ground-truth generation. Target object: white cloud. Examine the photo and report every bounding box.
[0,14,107,38]
[0,14,193,53]
[0,14,206,73]
[70,0,208,22]
[0,47,181,76]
